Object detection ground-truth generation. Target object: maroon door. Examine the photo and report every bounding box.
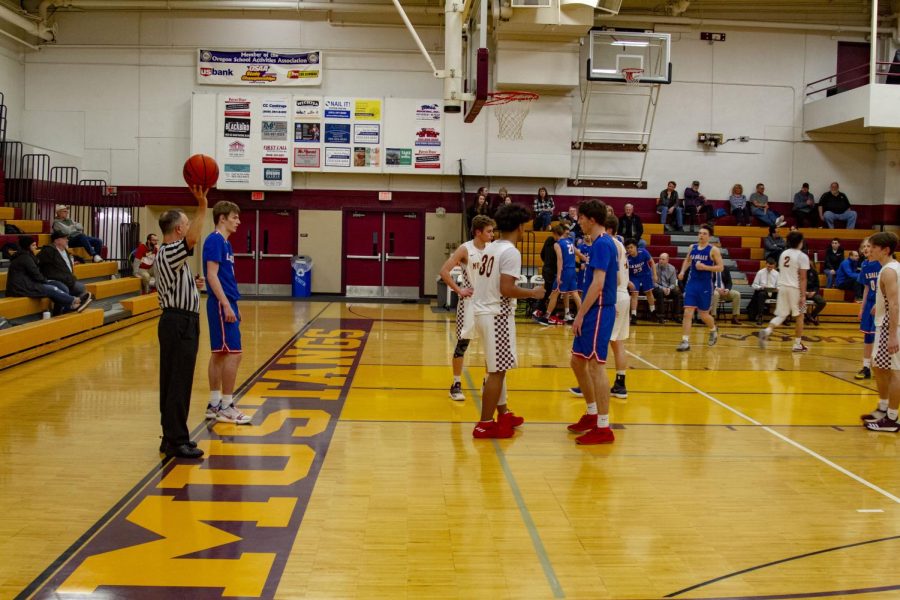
[233,210,258,295]
[343,209,423,298]
[836,41,870,93]
[344,210,384,296]
[258,209,298,295]
[383,211,423,295]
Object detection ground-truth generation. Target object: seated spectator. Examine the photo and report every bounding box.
[6,236,91,315]
[652,252,682,321]
[728,183,750,226]
[625,239,658,324]
[747,257,779,324]
[37,231,88,300]
[835,250,862,300]
[823,238,844,288]
[133,233,159,294]
[792,183,820,228]
[749,183,786,228]
[764,226,786,262]
[532,186,554,231]
[818,181,857,229]
[683,180,710,231]
[657,180,683,231]
[559,206,582,239]
[501,195,512,206]
[804,261,826,325]
[619,203,645,248]
[52,205,104,263]
[466,194,491,231]
[712,267,741,325]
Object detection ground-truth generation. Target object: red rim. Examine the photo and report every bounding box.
[484,91,540,106]
[622,68,644,81]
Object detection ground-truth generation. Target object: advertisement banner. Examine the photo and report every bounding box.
[353,124,380,144]
[386,148,412,166]
[354,99,381,121]
[198,49,323,86]
[324,123,351,144]
[324,147,351,167]
[294,97,322,119]
[324,98,352,119]
[353,146,381,167]
[294,147,320,168]
[295,122,321,143]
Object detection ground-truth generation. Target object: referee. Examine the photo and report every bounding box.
[156,185,208,459]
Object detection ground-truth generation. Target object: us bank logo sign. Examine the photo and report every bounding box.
[26,321,371,599]
[198,49,323,86]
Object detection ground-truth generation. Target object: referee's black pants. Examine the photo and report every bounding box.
[158,309,200,447]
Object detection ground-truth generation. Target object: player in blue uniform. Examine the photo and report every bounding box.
[203,201,251,424]
[625,239,657,324]
[857,238,882,379]
[676,224,723,352]
[544,231,582,324]
[575,235,591,291]
[568,200,618,445]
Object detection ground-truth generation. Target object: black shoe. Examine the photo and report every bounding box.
[630,315,637,326]
[657,315,666,324]
[76,292,93,313]
[160,439,200,454]
[855,367,871,380]
[164,443,204,459]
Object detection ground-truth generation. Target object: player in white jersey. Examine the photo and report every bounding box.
[861,232,900,432]
[759,231,810,352]
[439,215,494,401]
[470,204,545,439]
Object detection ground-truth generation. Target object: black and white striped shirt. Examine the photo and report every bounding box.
[156,238,200,313]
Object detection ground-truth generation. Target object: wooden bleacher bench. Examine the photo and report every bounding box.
[0,297,50,319]
[0,207,15,220]
[121,293,160,316]
[0,309,104,357]
[0,261,118,295]
[85,277,141,300]
[6,219,44,233]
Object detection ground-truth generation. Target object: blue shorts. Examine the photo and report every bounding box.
[571,305,616,363]
[631,276,654,294]
[860,301,875,342]
[207,296,242,353]
[555,268,578,293]
[684,282,713,312]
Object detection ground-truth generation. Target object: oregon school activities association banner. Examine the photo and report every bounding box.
[198,49,323,86]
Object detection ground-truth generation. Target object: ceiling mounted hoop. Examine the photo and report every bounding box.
[622,67,644,86]
[485,91,539,141]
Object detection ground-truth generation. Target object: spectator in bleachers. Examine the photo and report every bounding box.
[533,187,554,231]
[788,225,810,252]
[625,238,658,324]
[657,180,683,232]
[764,226,786,262]
[37,231,89,300]
[559,206,583,240]
[653,252,681,321]
[823,238,844,288]
[804,261,826,325]
[747,257,779,324]
[133,233,159,294]
[6,236,91,315]
[683,180,710,231]
[835,249,862,300]
[792,183,820,228]
[467,193,492,231]
[728,183,750,226]
[619,203,645,248]
[52,205,104,263]
[749,183,786,228]
[818,182,858,229]
[712,268,741,325]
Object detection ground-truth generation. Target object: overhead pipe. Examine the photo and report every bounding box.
[596,13,895,34]
[0,3,54,41]
[39,0,439,15]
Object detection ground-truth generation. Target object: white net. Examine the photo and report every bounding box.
[623,68,643,87]
[488,92,539,140]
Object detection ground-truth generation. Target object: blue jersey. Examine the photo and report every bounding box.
[202,230,240,301]
[558,237,576,270]
[581,233,618,307]
[685,243,715,288]
[858,259,881,305]
[627,248,653,281]
[577,242,591,261]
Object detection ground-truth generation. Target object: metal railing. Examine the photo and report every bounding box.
[805,60,900,98]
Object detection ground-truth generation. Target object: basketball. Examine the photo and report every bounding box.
[182,154,219,188]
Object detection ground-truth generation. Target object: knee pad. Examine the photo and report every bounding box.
[454,339,470,358]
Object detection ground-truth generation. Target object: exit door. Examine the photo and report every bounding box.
[343,209,424,298]
[233,209,298,296]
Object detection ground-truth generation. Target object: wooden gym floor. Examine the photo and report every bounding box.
[1,300,899,599]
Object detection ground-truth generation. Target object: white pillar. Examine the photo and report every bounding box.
[870,0,878,85]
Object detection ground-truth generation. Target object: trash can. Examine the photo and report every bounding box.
[291,255,313,298]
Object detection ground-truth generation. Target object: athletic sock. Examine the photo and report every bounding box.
[878,399,889,411]
[616,370,625,377]
[222,394,233,408]
[586,402,598,415]
[209,390,221,407]
[764,327,773,335]
[682,335,689,343]
[631,310,637,316]
[649,305,656,312]
[453,375,461,384]
[794,338,802,346]
[888,408,899,421]
[863,359,871,368]
[597,414,610,428]
[499,379,507,404]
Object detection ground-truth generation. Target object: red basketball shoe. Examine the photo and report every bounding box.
[567,414,597,433]
[499,411,525,429]
[575,427,615,445]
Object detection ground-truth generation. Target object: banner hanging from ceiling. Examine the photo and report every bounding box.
[197,49,323,86]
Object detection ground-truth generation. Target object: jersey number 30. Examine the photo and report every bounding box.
[478,255,495,277]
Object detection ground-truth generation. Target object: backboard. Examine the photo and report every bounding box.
[461,0,491,122]
[587,29,672,84]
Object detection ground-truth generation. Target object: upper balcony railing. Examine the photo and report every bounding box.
[805,61,900,101]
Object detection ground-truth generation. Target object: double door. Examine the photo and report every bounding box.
[233,209,298,296]
[343,209,423,298]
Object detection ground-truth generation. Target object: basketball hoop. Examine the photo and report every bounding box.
[622,68,644,86]
[485,91,539,140]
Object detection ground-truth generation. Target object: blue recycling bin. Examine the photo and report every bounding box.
[291,255,313,298]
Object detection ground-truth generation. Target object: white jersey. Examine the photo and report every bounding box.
[875,261,900,325]
[612,237,629,296]
[470,239,521,317]
[777,248,810,290]
[456,239,487,340]
[461,239,485,290]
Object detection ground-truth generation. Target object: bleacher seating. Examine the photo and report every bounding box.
[0,309,104,358]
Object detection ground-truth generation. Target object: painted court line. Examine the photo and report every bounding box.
[627,350,900,506]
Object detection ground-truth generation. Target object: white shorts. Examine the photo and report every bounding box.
[873,325,900,370]
[457,299,476,340]
[475,312,518,373]
[775,287,805,318]
[610,292,631,342]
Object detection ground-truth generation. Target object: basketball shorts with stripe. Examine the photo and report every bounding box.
[572,304,616,363]
[610,291,631,342]
[873,321,900,371]
[684,283,712,312]
[774,287,805,318]
[207,296,242,353]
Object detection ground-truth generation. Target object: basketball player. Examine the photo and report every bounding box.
[203,201,251,424]
[758,231,809,352]
[861,232,900,432]
[470,204,544,439]
[676,224,723,352]
[625,238,657,324]
[856,238,881,379]
[576,234,591,292]
[544,225,582,324]
[568,199,619,445]
[439,215,495,401]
